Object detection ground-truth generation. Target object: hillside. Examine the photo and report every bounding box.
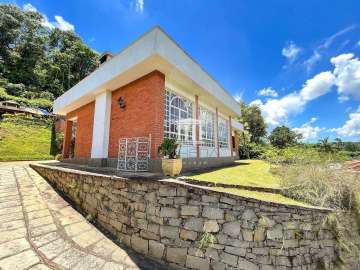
[0,120,53,161]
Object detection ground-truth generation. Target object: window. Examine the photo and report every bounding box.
[164,90,193,143]
[218,117,229,148]
[200,107,215,147]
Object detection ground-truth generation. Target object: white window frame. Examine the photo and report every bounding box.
[200,107,215,147]
[218,117,229,148]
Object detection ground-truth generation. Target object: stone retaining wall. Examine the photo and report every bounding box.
[31,164,339,270]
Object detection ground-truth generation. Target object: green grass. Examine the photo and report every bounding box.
[0,121,53,161]
[185,160,281,189]
[211,187,310,207]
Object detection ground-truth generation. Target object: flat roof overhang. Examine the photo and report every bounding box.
[54,27,241,118]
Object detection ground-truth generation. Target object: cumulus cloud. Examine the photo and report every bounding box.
[23,3,74,31]
[331,53,360,100]
[293,125,322,142]
[282,42,301,63]
[253,71,333,126]
[257,87,278,98]
[332,108,360,137]
[299,71,335,101]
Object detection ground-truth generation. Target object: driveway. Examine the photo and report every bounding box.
[0,162,170,270]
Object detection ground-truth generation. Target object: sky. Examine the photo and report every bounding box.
[4,0,360,142]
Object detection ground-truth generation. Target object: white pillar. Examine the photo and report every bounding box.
[91,90,111,158]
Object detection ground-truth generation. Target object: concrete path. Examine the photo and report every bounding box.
[0,162,170,270]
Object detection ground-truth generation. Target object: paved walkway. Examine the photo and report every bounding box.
[0,162,170,270]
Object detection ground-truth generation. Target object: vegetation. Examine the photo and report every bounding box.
[186,160,281,189]
[158,138,179,159]
[0,114,52,161]
[239,102,267,143]
[0,4,98,108]
[268,125,302,148]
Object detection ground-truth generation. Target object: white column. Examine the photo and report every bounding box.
[91,90,111,158]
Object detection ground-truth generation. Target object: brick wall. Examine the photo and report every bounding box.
[65,102,95,158]
[108,70,165,159]
[32,164,340,270]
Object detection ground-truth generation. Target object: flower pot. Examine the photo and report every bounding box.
[161,158,182,177]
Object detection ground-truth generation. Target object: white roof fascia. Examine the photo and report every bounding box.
[54,26,241,117]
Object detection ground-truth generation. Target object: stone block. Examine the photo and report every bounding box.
[223,221,241,236]
[181,206,200,216]
[159,187,176,197]
[220,252,238,267]
[202,195,218,203]
[166,247,187,265]
[202,207,224,220]
[242,229,254,241]
[203,220,220,233]
[224,246,246,256]
[184,218,204,232]
[149,240,164,259]
[160,207,179,218]
[186,255,210,270]
[131,235,148,255]
[160,225,179,239]
[267,224,283,240]
[140,230,160,241]
[237,258,259,270]
[180,229,198,241]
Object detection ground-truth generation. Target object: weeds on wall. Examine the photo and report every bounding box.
[198,232,216,252]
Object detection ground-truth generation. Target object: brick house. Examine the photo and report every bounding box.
[54,27,243,172]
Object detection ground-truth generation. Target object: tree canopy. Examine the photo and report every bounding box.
[0,4,99,109]
[239,102,267,143]
[269,125,302,148]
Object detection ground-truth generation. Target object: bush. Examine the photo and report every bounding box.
[239,142,265,159]
[279,163,360,210]
[261,145,348,165]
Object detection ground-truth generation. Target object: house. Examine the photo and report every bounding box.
[54,26,243,172]
[0,100,48,117]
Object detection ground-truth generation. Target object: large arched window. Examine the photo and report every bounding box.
[164,90,193,143]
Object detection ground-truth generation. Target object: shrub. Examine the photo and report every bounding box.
[279,163,360,210]
[262,145,348,165]
[158,138,179,159]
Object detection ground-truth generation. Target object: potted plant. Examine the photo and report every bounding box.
[158,138,182,177]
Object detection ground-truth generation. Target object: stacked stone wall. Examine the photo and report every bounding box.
[31,164,338,270]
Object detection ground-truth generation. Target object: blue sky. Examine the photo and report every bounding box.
[6,0,360,142]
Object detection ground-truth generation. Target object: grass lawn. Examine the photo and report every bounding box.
[211,187,309,207]
[185,160,281,189]
[0,121,53,161]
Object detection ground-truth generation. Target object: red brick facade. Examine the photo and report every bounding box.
[108,71,165,159]
[63,102,95,158]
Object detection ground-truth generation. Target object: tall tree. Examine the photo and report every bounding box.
[269,125,301,148]
[239,102,267,143]
[0,4,99,104]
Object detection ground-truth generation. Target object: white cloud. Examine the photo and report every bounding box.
[253,94,305,126]
[23,3,74,31]
[332,110,360,137]
[299,71,335,101]
[254,71,333,126]
[293,124,322,142]
[23,3,37,12]
[304,51,321,72]
[257,87,278,98]
[134,0,144,14]
[282,42,301,63]
[309,117,317,123]
[331,53,360,100]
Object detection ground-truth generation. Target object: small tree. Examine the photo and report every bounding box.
[317,137,335,153]
[239,102,267,143]
[269,126,301,148]
[50,120,58,157]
